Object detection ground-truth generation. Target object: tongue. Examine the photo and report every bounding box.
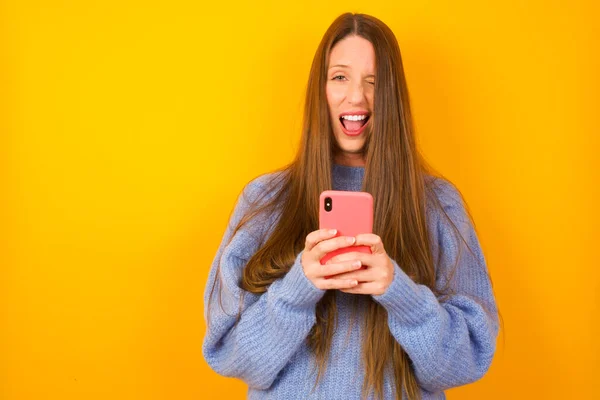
[343,119,364,131]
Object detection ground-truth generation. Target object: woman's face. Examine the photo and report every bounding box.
[326,35,375,167]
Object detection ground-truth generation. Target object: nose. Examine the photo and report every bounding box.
[346,80,365,105]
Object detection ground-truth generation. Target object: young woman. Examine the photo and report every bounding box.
[203,13,499,400]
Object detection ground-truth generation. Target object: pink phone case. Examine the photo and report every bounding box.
[319,190,373,269]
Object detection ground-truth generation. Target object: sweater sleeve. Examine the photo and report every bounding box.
[202,175,325,390]
[372,179,499,392]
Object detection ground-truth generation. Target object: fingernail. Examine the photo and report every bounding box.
[353,261,361,268]
[347,237,355,244]
[351,280,358,285]
[329,229,337,235]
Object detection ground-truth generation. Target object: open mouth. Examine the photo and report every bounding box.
[339,113,370,136]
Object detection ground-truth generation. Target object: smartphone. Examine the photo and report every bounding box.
[318,190,373,268]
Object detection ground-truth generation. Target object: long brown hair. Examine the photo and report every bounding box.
[209,13,482,400]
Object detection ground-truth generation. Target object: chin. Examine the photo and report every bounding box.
[336,139,366,153]
[341,146,364,154]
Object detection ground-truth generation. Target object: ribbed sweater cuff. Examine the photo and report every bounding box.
[372,260,433,325]
[273,251,325,308]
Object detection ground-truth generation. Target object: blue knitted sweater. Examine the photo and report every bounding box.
[203,164,499,399]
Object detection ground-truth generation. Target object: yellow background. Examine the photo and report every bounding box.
[2,1,598,399]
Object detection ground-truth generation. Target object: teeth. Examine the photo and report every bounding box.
[341,115,367,121]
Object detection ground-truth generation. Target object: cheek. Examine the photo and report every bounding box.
[326,84,344,108]
[366,91,374,108]
[325,87,333,111]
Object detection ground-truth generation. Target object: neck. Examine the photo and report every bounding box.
[333,152,366,167]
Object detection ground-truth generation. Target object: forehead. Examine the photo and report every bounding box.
[328,35,375,72]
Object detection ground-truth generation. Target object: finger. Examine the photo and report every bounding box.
[318,260,364,278]
[354,233,386,254]
[328,268,374,282]
[340,282,384,295]
[317,278,359,291]
[312,236,356,260]
[305,228,338,251]
[325,252,372,266]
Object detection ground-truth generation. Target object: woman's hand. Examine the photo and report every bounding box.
[301,229,364,290]
[325,233,394,296]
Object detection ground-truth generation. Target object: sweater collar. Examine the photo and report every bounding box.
[332,163,365,191]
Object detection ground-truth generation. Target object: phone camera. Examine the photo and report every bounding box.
[324,197,332,212]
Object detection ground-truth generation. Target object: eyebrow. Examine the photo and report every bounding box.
[328,66,376,79]
[328,64,349,69]
[328,65,375,75]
